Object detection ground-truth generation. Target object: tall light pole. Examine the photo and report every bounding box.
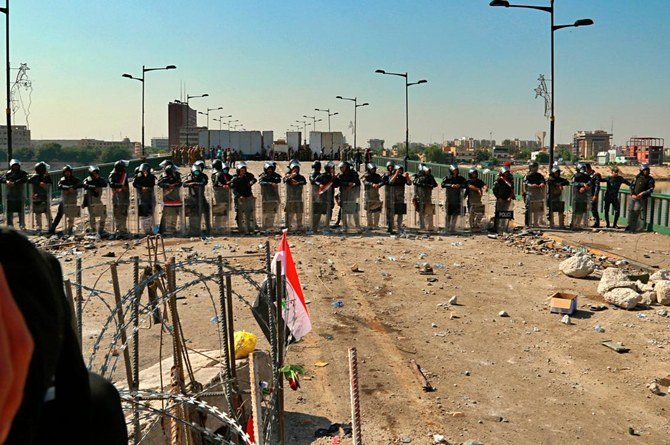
[198,106,223,150]
[336,96,369,156]
[225,119,238,130]
[295,120,309,146]
[489,0,593,170]
[184,93,208,146]
[122,65,176,157]
[0,1,9,165]
[375,69,427,170]
[302,115,323,132]
[315,108,339,132]
[213,114,232,131]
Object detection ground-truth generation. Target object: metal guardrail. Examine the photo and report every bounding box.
[373,156,670,235]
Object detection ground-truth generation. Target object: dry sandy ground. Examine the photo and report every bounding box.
[48,224,670,445]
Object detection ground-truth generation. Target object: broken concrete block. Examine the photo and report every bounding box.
[558,254,595,278]
[603,287,641,310]
[598,268,637,295]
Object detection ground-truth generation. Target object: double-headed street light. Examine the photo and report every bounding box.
[1,1,10,165]
[225,119,238,130]
[489,0,593,170]
[199,106,223,149]
[302,115,323,133]
[375,69,427,170]
[295,120,309,145]
[183,93,208,146]
[315,108,339,132]
[213,114,233,131]
[122,64,176,156]
[335,96,369,155]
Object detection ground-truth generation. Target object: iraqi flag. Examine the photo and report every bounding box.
[271,230,312,341]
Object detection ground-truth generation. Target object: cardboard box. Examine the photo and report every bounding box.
[550,292,577,315]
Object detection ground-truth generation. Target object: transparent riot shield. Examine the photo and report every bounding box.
[627,197,647,232]
[260,182,281,232]
[547,187,568,230]
[340,184,361,233]
[184,185,210,237]
[235,194,256,235]
[412,186,437,232]
[211,183,231,236]
[363,183,383,230]
[444,187,465,234]
[310,182,335,233]
[570,186,591,230]
[525,185,547,228]
[3,181,27,230]
[61,187,82,235]
[158,184,184,237]
[285,181,305,233]
[466,189,487,233]
[384,185,407,233]
[84,187,108,236]
[30,182,52,233]
[109,187,131,236]
[494,198,515,234]
[136,186,156,236]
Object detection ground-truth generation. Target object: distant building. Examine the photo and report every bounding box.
[151,137,169,151]
[492,145,511,160]
[626,137,664,165]
[368,139,384,151]
[573,130,612,159]
[32,137,133,150]
[0,125,31,150]
[168,101,197,147]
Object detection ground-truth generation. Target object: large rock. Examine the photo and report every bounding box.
[651,269,670,282]
[559,254,595,278]
[597,268,637,295]
[640,291,656,306]
[604,288,641,310]
[656,281,670,306]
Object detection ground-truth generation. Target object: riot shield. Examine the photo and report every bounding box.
[494,198,515,234]
[3,181,27,230]
[412,186,436,232]
[525,185,547,228]
[627,197,647,232]
[159,184,184,237]
[84,187,108,236]
[547,187,568,229]
[260,182,280,232]
[61,187,82,235]
[570,186,591,230]
[310,182,334,233]
[184,185,210,236]
[285,181,305,233]
[384,185,407,233]
[363,183,383,230]
[466,188,487,233]
[136,186,156,236]
[340,184,361,233]
[30,182,52,233]
[109,187,131,236]
[444,187,465,234]
[235,195,256,235]
[211,183,231,236]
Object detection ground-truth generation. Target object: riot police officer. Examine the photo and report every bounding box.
[413,165,438,231]
[313,161,337,232]
[522,161,546,227]
[586,163,602,228]
[230,162,257,234]
[546,166,569,229]
[385,164,411,234]
[571,162,591,230]
[183,161,210,236]
[157,164,183,235]
[211,159,233,234]
[108,160,130,236]
[441,165,466,233]
[284,160,308,231]
[493,166,515,233]
[2,159,28,229]
[50,165,83,235]
[363,163,383,229]
[27,161,53,233]
[258,161,282,230]
[133,163,156,234]
[82,166,108,236]
[626,164,655,232]
[600,166,631,229]
[336,160,361,231]
[465,168,487,232]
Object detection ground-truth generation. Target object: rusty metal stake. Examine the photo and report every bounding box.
[75,256,83,347]
[216,256,234,415]
[349,347,362,445]
[249,352,264,445]
[110,263,135,392]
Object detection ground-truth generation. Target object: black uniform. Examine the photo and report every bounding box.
[2,167,28,228]
[230,171,257,233]
[108,169,130,233]
[626,173,655,232]
[50,174,83,234]
[589,171,603,226]
[601,175,631,227]
[28,172,53,229]
[183,171,210,235]
[82,175,108,233]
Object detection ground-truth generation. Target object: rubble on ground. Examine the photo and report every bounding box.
[559,253,595,278]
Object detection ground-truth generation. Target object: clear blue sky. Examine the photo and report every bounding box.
[12,0,670,147]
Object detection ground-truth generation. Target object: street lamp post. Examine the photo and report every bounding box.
[302,115,323,132]
[213,114,232,131]
[295,120,309,146]
[122,64,177,157]
[198,106,223,151]
[225,119,238,131]
[489,0,593,170]
[0,1,9,165]
[184,93,208,146]
[315,108,339,132]
[336,96,369,158]
[375,69,427,170]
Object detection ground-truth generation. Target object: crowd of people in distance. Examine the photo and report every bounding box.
[0,155,657,239]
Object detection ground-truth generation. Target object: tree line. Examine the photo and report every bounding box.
[0,143,133,166]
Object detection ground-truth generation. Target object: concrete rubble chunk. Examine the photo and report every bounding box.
[655,281,670,306]
[558,254,596,278]
[597,267,637,295]
[650,269,670,282]
[603,287,641,310]
[561,315,572,325]
[464,440,485,445]
[648,382,663,395]
[639,291,656,306]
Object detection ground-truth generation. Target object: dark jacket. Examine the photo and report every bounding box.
[230,172,257,198]
[108,169,130,206]
[602,175,631,201]
[28,173,53,203]
[493,176,514,200]
[259,171,282,201]
[157,172,182,206]
[631,174,655,199]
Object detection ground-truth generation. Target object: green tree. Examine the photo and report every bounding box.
[13,147,34,161]
[62,146,100,164]
[36,143,64,161]
[99,145,131,163]
[501,139,513,147]
[474,149,491,162]
[517,149,531,160]
[536,152,550,163]
[423,145,449,164]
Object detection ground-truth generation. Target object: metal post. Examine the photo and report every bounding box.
[274,259,285,445]
[141,65,145,157]
[328,113,331,132]
[4,0,10,165]
[131,256,141,445]
[405,74,409,171]
[225,273,236,381]
[353,98,357,153]
[110,263,135,391]
[549,0,555,170]
[349,347,362,445]
[249,352,264,445]
[216,256,234,413]
[75,256,83,347]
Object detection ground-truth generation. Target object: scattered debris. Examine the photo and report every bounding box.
[559,254,596,278]
[598,268,637,296]
[561,315,572,325]
[314,361,329,368]
[409,359,435,392]
[101,251,115,258]
[350,263,363,273]
[648,382,663,395]
[331,300,344,309]
[603,287,641,310]
[590,304,608,312]
[420,264,434,275]
[602,340,629,353]
[594,324,605,333]
[448,295,458,306]
[550,292,577,315]
[498,310,509,317]
[433,434,448,444]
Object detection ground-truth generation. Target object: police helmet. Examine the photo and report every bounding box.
[236,161,248,172]
[312,160,322,170]
[159,159,173,169]
[418,163,426,172]
[385,161,395,168]
[325,161,335,171]
[640,163,650,172]
[449,164,459,173]
[221,162,230,171]
[394,164,404,172]
[528,161,539,170]
[191,162,204,172]
[500,166,511,174]
[194,160,205,169]
[88,165,100,174]
[140,163,151,173]
[366,162,377,172]
[63,165,73,173]
[165,165,176,175]
[422,165,432,173]
[468,168,478,177]
[551,166,561,175]
[35,162,49,174]
[289,160,301,171]
[263,161,275,171]
[9,158,20,168]
[212,159,223,171]
[576,162,587,172]
[114,160,128,171]
[338,161,348,170]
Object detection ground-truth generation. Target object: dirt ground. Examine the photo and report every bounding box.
[45,220,670,445]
